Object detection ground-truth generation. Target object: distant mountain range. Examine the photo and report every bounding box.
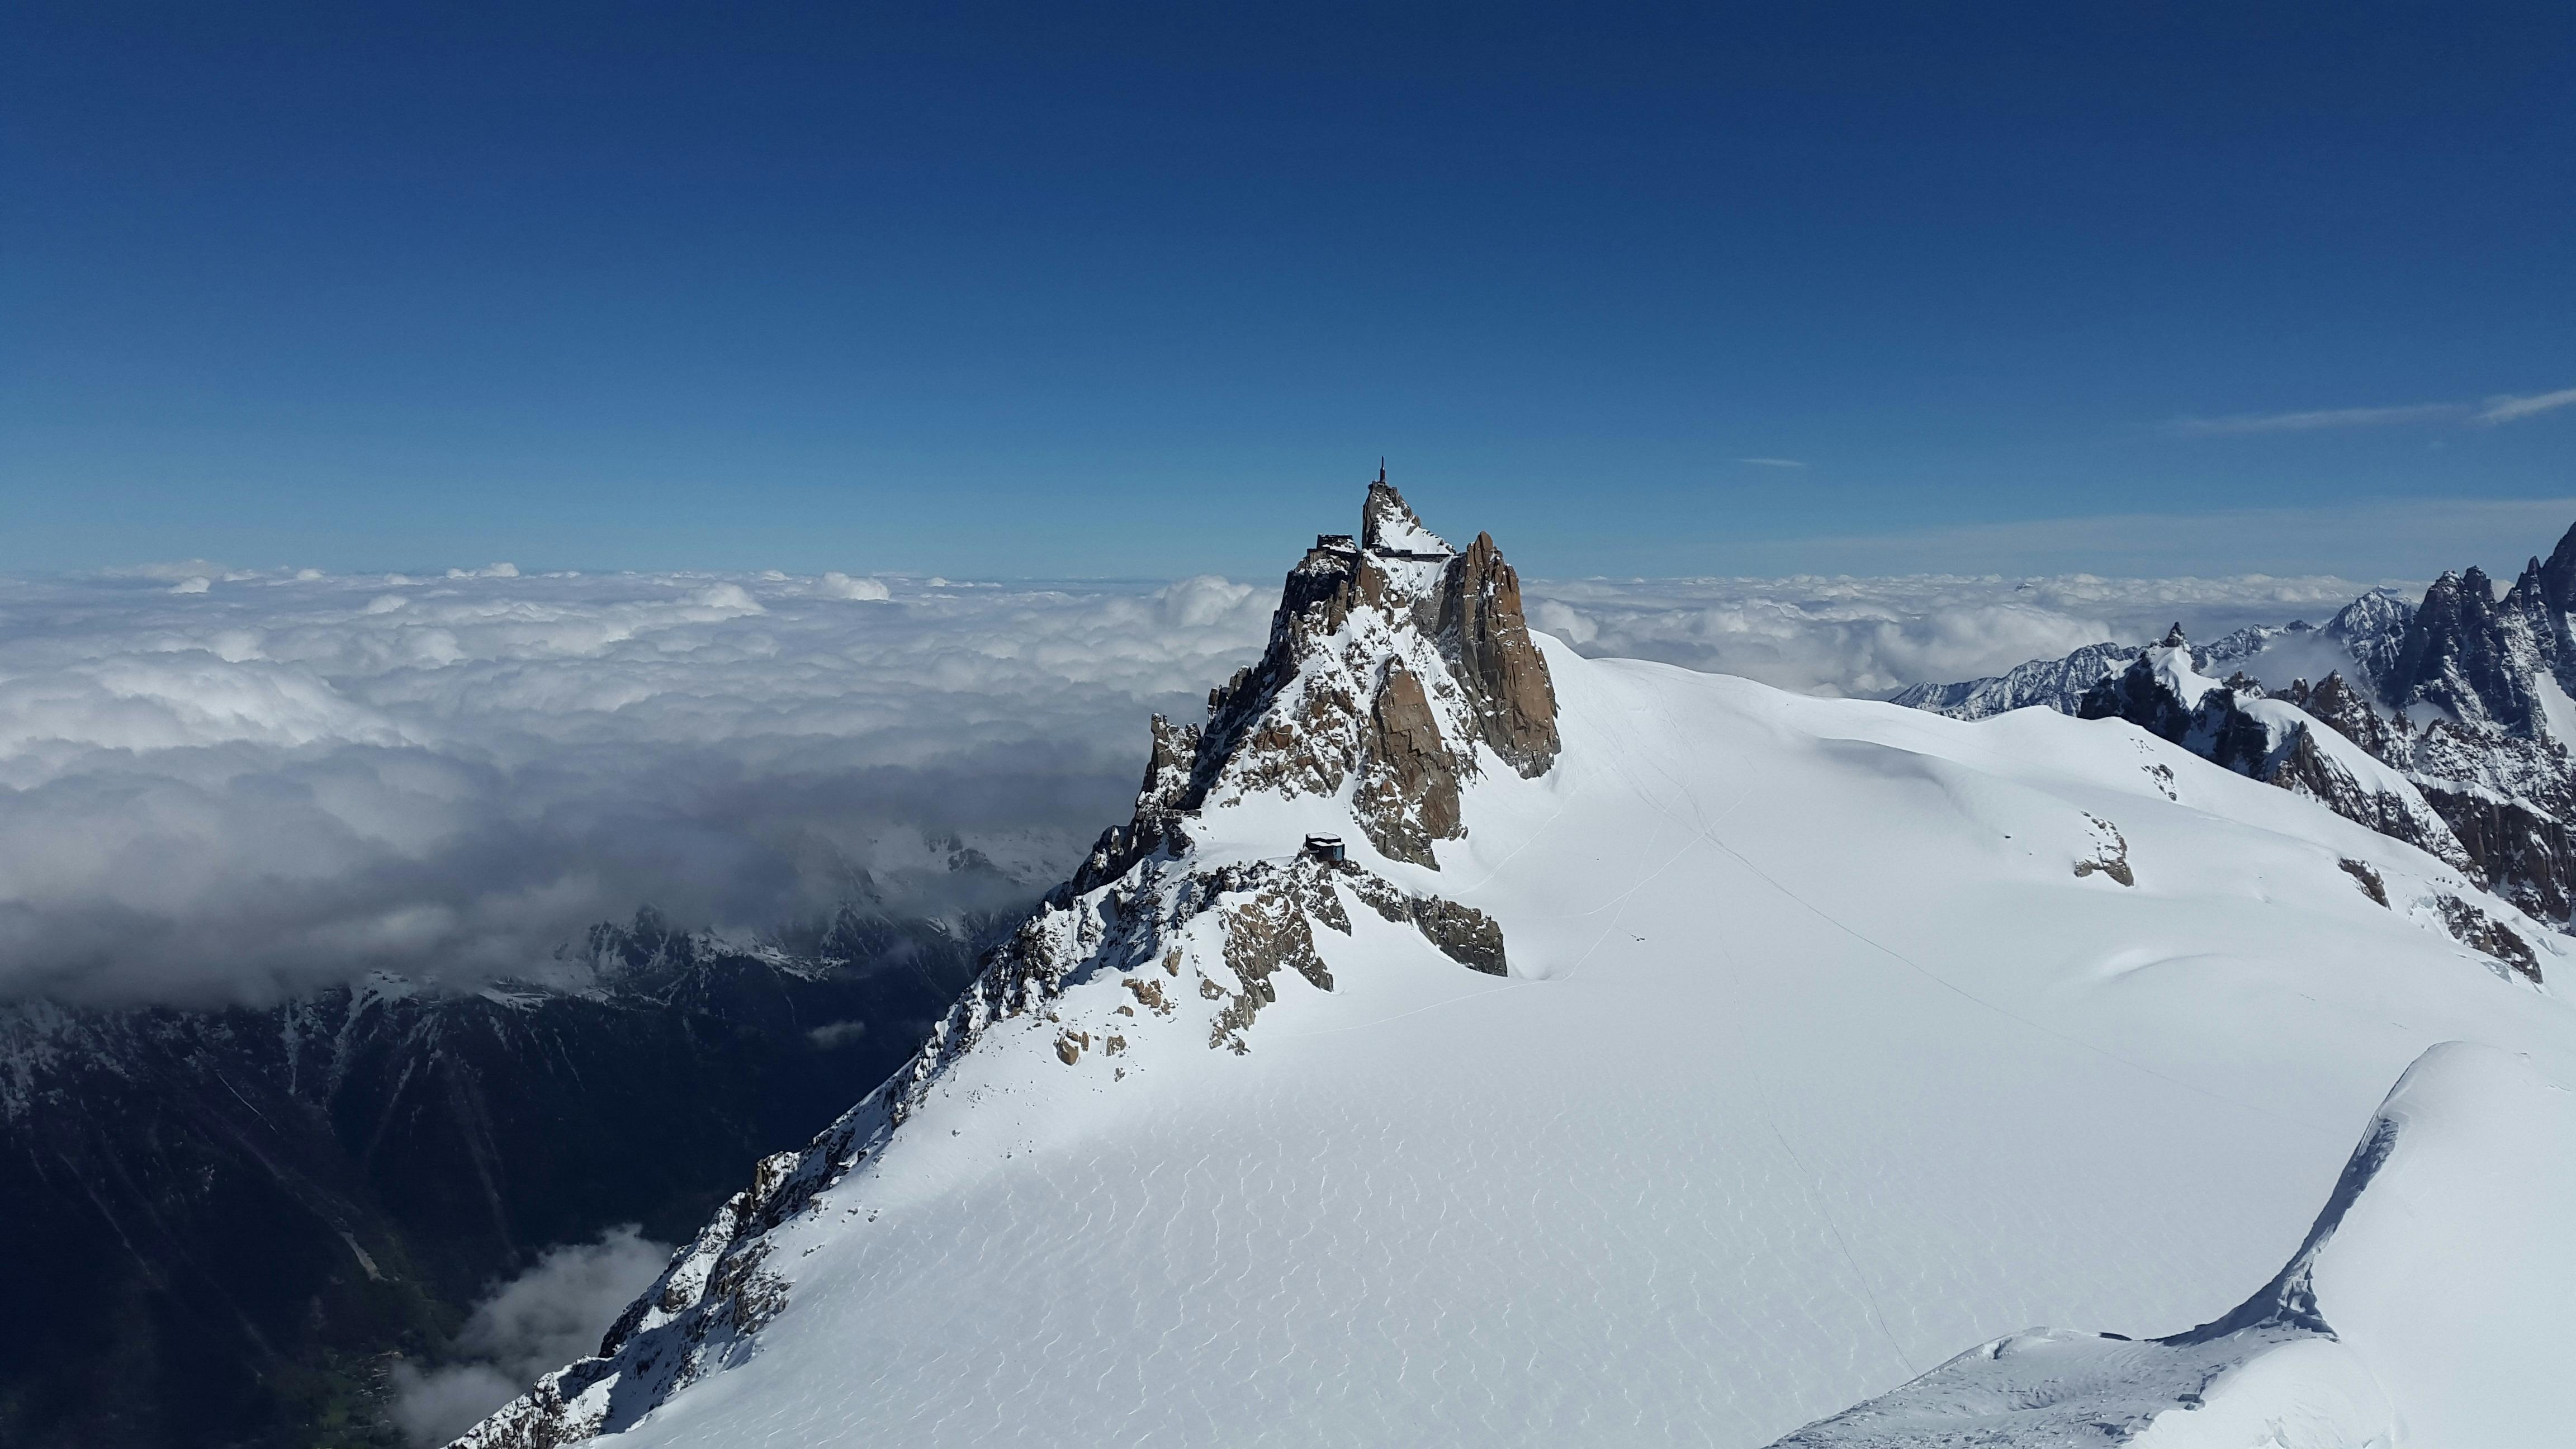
[0,899,1021,1449]
[1896,523,2576,936]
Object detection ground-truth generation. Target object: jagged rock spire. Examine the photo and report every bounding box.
[2386,565,2542,733]
[1072,473,1558,883]
[2532,518,2576,619]
[1440,531,1560,775]
[1361,475,1451,557]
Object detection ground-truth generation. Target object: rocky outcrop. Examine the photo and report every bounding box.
[2365,524,2576,728]
[1360,478,1450,557]
[2076,625,2209,742]
[2323,589,2417,693]
[2434,894,2542,982]
[2413,785,2576,927]
[1437,531,1562,775]
[1928,569,2576,934]
[2277,671,2402,761]
[2313,529,2576,929]
[454,851,1522,1449]
[2339,857,2390,906]
[2072,814,2133,887]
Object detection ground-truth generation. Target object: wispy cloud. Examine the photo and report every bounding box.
[2476,386,2576,425]
[2172,381,2576,435]
[1735,457,1810,468]
[392,1225,673,1446]
[2168,402,2466,435]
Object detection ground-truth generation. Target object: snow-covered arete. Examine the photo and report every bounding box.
[457,486,2576,1449]
[1770,1040,2576,1447]
[1903,527,2576,936]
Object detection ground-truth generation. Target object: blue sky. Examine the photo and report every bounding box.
[6,2,2573,581]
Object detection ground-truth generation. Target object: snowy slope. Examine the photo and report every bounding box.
[460,490,2576,1449]
[1769,1040,2576,1447]
[1900,550,2576,935]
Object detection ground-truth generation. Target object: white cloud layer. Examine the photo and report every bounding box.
[0,559,2398,1004]
[1522,573,2381,698]
[391,1225,674,1447]
[0,567,1278,1002]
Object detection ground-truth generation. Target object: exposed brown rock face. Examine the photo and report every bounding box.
[1401,896,1508,976]
[1212,879,1337,1050]
[1356,662,1464,865]
[2435,894,2542,982]
[2285,667,2576,927]
[1064,474,1560,889]
[2413,784,2576,926]
[2281,673,2402,761]
[2338,858,2390,907]
[1438,531,1561,777]
[2073,815,2134,887]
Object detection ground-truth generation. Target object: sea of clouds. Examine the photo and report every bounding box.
[1523,571,2390,698]
[0,565,1270,1003]
[0,561,2394,1004]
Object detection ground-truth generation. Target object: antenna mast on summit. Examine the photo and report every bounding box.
[1378,457,1386,485]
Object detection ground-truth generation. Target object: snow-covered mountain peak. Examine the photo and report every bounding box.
[1073,475,1557,888]
[454,480,1570,1449]
[1358,473,1453,557]
[455,493,2576,1449]
[2139,625,2218,709]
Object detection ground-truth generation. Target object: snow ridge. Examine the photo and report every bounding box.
[1765,1041,2576,1448]
[1901,525,2576,935]
[450,478,1558,1449]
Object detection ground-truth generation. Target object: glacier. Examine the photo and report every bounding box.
[457,484,2576,1448]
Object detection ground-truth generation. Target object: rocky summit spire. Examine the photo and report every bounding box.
[2385,566,2544,733]
[1438,529,1561,776]
[2533,518,2576,620]
[1360,476,1451,556]
[1071,472,1560,887]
